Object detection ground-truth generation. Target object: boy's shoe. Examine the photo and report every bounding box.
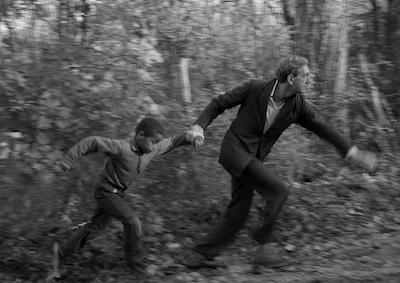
[53,242,64,275]
[45,242,64,282]
[253,243,285,268]
[184,250,226,269]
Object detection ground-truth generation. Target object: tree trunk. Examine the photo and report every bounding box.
[385,0,400,51]
[334,0,349,98]
[358,53,388,127]
[31,2,38,63]
[80,0,90,45]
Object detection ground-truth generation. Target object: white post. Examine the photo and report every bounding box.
[179,58,191,104]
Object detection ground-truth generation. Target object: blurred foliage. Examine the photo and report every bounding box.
[0,1,399,281]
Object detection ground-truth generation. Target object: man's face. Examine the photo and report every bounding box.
[291,65,311,95]
[136,132,164,154]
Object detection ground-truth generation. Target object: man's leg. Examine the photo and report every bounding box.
[241,159,289,267]
[189,175,254,263]
[242,159,289,244]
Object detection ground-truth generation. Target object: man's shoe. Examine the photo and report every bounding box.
[184,250,226,269]
[126,260,148,275]
[184,250,207,268]
[253,243,285,268]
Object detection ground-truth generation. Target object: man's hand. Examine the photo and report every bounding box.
[346,146,378,172]
[186,124,205,148]
[55,159,72,173]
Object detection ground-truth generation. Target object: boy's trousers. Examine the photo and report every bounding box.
[59,185,142,264]
[193,158,289,259]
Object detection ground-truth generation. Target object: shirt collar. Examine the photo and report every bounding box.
[129,135,140,153]
[269,80,286,108]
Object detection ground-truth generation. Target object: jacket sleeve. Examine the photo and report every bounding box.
[296,96,352,157]
[153,133,190,156]
[63,136,122,168]
[195,80,253,130]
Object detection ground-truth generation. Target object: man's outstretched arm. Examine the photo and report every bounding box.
[195,80,252,130]
[154,133,192,156]
[187,80,254,147]
[345,145,377,172]
[297,96,377,172]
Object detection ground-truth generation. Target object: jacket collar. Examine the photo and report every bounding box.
[258,79,277,131]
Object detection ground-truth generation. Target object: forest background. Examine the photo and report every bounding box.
[0,0,400,282]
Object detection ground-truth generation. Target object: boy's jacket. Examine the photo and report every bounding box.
[62,134,188,191]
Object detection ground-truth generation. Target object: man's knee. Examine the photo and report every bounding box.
[277,182,289,200]
[226,206,249,223]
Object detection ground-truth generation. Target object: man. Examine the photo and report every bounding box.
[185,56,377,268]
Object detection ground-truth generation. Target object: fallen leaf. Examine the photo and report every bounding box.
[285,244,296,252]
[166,242,181,249]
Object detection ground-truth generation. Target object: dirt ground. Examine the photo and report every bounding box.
[1,168,400,283]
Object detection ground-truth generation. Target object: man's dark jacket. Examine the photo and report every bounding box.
[195,79,352,177]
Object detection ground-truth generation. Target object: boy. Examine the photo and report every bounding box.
[48,117,193,279]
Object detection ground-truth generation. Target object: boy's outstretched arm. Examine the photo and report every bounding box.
[154,132,197,156]
[58,136,122,169]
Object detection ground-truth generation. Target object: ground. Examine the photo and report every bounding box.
[1,165,400,283]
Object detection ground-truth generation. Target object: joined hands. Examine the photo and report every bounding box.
[186,124,205,148]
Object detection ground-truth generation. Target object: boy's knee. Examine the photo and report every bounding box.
[124,215,142,236]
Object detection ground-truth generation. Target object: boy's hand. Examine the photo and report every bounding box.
[193,135,204,148]
[186,124,205,148]
[346,146,378,172]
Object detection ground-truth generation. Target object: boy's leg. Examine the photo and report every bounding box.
[188,175,254,264]
[58,206,112,259]
[98,191,143,267]
[48,203,111,280]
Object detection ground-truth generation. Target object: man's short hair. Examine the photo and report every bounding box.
[275,56,309,83]
[135,117,166,137]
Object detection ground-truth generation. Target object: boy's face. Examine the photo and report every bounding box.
[136,131,165,154]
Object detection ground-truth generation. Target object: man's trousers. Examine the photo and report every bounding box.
[193,158,289,259]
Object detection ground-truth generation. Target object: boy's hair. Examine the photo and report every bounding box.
[275,56,309,83]
[135,117,166,137]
